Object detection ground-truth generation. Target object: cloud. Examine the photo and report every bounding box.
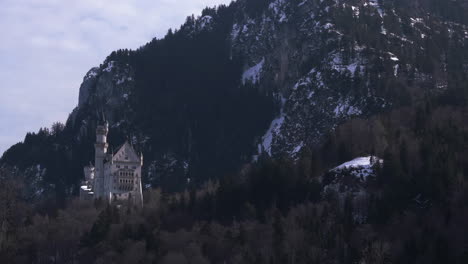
[0,0,233,155]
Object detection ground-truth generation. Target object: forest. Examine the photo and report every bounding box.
[2,96,468,263]
[1,0,468,263]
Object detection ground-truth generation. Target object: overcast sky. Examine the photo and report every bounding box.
[0,0,233,155]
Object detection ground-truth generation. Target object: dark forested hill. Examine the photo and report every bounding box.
[1,0,467,199]
[1,0,468,263]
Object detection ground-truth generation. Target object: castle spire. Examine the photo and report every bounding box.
[94,122,109,200]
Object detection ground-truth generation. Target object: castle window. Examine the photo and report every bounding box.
[125,166,128,169]
[117,165,120,168]
[132,166,136,169]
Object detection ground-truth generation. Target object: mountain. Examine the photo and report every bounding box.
[1,0,467,198]
[2,0,468,263]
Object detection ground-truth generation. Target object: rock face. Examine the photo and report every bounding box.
[68,58,141,155]
[78,68,99,107]
[230,0,467,157]
[75,61,135,122]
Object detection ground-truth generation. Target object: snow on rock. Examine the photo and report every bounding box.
[199,15,213,30]
[334,156,382,171]
[79,67,100,107]
[351,6,360,17]
[389,33,414,44]
[293,76,312,90]
[388,52,399,61]
[326,156,383,190]
[323,156,383,224]
[261,97,286,155]
[298,0,307,7]
[103,61,115,72]
[84,68,99,81]
[231,23,241,41]
[393,64,399,76]
[116,76,133,85]
[333,99,362,118]
[242,58,265,85]
[117,77,126,85]
[330,53,363,75]
[381,25,387,35]
[331,156,383,181]
[261,113,285,155]
[367,0,384,18]
[269,0,288,23]
[291,142,304,155]
[324,23,334,30]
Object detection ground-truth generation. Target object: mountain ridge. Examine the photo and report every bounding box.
[1,0,467,197]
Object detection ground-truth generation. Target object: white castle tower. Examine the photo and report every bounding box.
[80,122,143,206]
[93,122,109,200]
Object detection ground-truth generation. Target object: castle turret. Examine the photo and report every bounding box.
[94,122,109,200]
[84,166,95,181]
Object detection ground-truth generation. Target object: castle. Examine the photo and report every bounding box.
[80,122,143,206]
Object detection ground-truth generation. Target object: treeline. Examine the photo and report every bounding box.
[1,97,468,263]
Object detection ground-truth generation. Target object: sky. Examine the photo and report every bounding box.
[0,0,232,156]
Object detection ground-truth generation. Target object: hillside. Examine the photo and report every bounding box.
[2,0,467,198]
[1,0,468,262]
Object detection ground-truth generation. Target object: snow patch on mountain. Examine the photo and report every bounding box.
[366,0,384,18]
[323,156,383,223]
[103,61,115,72]
[261,97,286,155]
[269,0,289,23]
[199,15,214,31]
[325,156,383,190]
[333,99,362,118]
[242,58,265,84]
[330,53,363,75]
[231,23,241,41]
[261,113,285,155]
[334,156,382,175]
[84,68,99,81]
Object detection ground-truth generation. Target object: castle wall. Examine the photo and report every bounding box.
[85,123,143,206]
[108,161,143,206]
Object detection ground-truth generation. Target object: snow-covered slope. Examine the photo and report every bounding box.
[323,156,383,223]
